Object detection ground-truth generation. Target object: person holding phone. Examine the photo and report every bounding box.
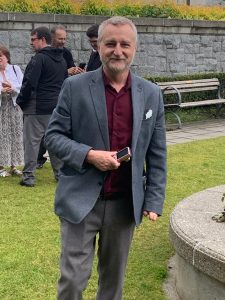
[51,25,85,76]
[0,46,24,177]
[45,16,166,299]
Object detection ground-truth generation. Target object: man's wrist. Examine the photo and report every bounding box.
[85,149,95,164]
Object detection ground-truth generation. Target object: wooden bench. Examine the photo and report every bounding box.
[157,78,225,128]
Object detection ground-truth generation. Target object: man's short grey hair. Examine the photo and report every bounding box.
[51,25,66,36]
[98,16,138,44]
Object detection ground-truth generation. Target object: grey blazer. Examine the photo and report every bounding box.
[45,68,167,226]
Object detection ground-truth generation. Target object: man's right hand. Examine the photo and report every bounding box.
[86,150,120,171]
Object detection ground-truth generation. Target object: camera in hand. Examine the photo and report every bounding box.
[114,147,131,162]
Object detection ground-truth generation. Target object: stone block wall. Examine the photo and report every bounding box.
[1,13,225,78]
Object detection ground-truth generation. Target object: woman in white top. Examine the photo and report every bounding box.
[0,46,24,177]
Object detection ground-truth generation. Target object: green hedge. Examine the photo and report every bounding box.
[1,0,225,21]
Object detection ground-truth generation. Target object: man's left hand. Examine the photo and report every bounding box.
[143,211,158,221]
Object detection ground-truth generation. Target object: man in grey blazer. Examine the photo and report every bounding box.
[45,16,166,300]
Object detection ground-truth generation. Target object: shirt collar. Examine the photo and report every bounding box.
[102,70,132,91]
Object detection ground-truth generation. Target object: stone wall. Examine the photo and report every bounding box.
[1,12,225,78]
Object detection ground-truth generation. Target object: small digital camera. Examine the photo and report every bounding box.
[114,147,131,162]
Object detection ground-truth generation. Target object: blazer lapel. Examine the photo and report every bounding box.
[131,75,144,154]
[89,69,110,150]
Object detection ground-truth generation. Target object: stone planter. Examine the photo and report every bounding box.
[169,185,225,300]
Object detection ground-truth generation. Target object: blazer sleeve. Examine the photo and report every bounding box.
[45,78,92,172]
[143,88,167,215]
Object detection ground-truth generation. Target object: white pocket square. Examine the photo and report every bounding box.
[145,109,152,120]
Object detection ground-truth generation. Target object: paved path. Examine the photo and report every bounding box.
[166,119,225,145]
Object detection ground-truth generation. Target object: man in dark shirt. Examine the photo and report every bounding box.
[36,25,85,169]
[45,17,166,299]
[16,26,67,186]
[86,24,102,72]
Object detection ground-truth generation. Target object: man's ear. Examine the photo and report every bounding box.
[42,38,48,47]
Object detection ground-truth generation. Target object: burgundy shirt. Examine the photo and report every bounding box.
[102,71,133,195]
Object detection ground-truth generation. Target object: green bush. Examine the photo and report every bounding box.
[139,5,180,18]
[4,0,30,12]
[1,0,225,21]
[40,0,72,14]
[111,4,181,21]
[80,0,111,16]
[113,5,141,17]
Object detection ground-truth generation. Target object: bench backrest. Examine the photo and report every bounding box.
[156,78,220,95]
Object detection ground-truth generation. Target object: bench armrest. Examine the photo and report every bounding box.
[162,85,182,106]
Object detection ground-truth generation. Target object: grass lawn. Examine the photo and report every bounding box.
[1,137,225,300]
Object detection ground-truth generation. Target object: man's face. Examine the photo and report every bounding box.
[30,34,45,52]
[89,36,98,51]
[52,29,66,48]
[98,23,137,75]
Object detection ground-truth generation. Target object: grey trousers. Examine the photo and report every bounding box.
[58,196,135,300]
[22,115,62,184]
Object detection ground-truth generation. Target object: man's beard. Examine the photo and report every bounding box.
[100,57,134,74]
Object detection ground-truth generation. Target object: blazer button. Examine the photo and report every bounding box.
[98,182,102,186]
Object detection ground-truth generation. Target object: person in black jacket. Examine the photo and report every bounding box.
[16,26,68,187]
[86,24,102,72]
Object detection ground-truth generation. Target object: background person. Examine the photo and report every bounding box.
[45,16,166,299]
[0,46,24,177]
[16,26,68,187]
[86,24,102,71]
[51,25,85,76]
[36,24,85,169]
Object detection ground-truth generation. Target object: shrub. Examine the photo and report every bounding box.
[3,0,30,12]
[40,0,73,14]
[80,0,111,16]
[139,4,180,18]
[1,0,225,21]
[113,5,141,17]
